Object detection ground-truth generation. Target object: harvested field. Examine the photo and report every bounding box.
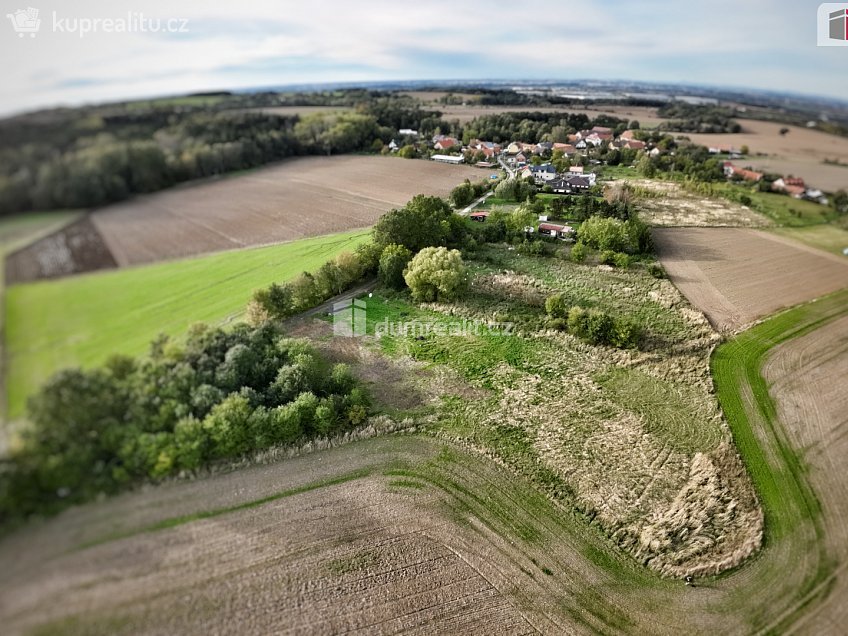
[5,217,117,284]
[246,105,352,117]
[653,227,848,331]
[630,179,771,227]
[685,120,848,191]
[762,310,848,633]
[436,104,663,126]
[90,155,480,267]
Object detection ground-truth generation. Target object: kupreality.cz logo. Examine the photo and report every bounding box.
[5,6,190,39]
[818,4,848,45]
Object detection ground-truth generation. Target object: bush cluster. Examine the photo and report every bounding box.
[544,294,640,348]
[0,324,368,521]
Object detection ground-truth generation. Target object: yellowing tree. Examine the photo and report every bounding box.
[403,247,466,302]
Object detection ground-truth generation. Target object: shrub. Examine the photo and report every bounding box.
[611,319,641,349]
[378,243,413,290]
[404,246,466,302]
[578,216,630,252]
[545,293,570,319]
[449,181,476,208]
[647,262,666,278]
[613,252,631,269]
[599,250,617,266]
[570,242,588,263]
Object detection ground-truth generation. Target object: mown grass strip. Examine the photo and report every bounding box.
[73,468,371,551]
[711,289,848,632]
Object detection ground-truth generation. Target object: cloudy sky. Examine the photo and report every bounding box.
[1,0,846,115]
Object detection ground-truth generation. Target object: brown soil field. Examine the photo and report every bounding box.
[685,120,848,191]
[5,217,117,284]
[247,105,353,117]
[436,104,664,126]
[653,227,848,331]
[90,156,481,267]
[763,312,848,634]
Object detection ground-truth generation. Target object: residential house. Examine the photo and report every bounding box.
[549,175,592,194]
[568,165,584,174]
[649,147,662,158]
[434,137,459,151]
[552,142,576,155]
[620,130,637,141]
[529,163,558,182]
[537,222,574,239]
[388,139,400,152]
[624,140,646,150]
[723,162,763,182]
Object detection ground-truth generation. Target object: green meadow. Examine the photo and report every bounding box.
[5,230,369,418]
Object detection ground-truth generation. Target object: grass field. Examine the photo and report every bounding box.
[4,229,369,419]
[771,223,848,256]
[713,183,836,226]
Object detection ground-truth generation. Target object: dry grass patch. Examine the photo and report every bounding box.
[628,179,771,227]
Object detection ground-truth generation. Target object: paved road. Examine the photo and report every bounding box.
[498,154,515,178]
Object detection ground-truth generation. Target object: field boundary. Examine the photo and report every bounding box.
[711,288,848,632]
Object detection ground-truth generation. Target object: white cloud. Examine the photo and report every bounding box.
[0,0,845,115]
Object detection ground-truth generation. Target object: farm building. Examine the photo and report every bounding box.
[431,154,465,164]
[537,222,574,238]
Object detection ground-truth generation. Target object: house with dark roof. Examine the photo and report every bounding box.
[549,175,592,193]
[529,163,558,182]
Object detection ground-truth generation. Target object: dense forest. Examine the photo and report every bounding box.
[655,103,742,133]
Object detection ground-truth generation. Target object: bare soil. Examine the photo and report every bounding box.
[90,156,481,267]
[4,217,117,284]
[653,227,848,331]
[762,313,848,634]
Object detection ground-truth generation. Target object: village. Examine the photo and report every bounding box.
[386,123,834,217]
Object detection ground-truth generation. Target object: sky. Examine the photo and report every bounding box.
[1,0,847,116]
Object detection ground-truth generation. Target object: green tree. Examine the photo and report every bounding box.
[403,247,466,302]
[449,180,476,208]
[378,244,413,289]
[372,195,457,252]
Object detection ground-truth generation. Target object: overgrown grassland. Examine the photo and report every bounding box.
[5,230,368,418]
[362,244,761,577]
[713,183,836,226]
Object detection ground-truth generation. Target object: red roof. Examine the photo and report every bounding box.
[538,222,573,233]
